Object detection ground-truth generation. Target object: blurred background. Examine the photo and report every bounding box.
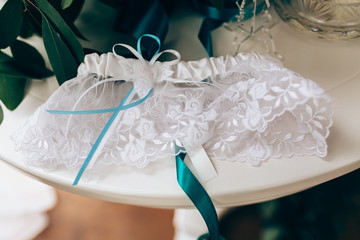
[14,167,360,240]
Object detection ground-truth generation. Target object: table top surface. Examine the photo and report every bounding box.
[1,9,360,208]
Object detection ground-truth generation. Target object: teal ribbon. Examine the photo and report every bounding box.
[137,33,161,56]
[175,146,226,240]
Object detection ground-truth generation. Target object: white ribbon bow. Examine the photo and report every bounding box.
[112,43,182,98]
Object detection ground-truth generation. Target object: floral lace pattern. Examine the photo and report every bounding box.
[12,53,334,169]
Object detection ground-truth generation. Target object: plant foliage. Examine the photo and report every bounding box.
[61,0,73,10]
[0,0,226,123]
[42,15,78,85]
[0,0,86,122]
[0,0,23,49]
[0,104,3,124]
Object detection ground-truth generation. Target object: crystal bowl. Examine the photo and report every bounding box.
[273,0,360,40]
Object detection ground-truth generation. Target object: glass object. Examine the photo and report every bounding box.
[273,0,360,40]
[222,0,283,59]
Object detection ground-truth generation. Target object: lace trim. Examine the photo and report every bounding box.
[12,54,334,169]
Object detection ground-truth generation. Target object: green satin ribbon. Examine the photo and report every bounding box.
[175,147,226,240]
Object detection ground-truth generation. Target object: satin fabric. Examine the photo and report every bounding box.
[78,51,278,82]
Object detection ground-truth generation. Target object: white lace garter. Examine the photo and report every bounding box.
[12,42,334,170]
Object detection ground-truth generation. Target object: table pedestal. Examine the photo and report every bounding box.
[173,208,228,240]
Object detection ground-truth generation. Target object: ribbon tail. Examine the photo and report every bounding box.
[198,17,224,57]
[175,151,224,240]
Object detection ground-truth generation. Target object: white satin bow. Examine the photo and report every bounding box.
[112,43,182,98]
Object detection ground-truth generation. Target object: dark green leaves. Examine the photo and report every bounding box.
[0,105,3,124]
[0,0,85,124]
[0,41,53,115]
[42,16,77,85]
[11,40,45,66]
[0,49,28,113]
[33,0,84,85]
[0,51,11,62]
[10,40,53,79]
[61,0,74,10]
[35,0,84,64]
[0,0,24,48]
[0,51,29,78]
[0,60,32,78]
[0,74,26,110]
[0,41,53,79]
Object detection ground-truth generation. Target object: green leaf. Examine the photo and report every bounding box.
[0,57,35,78]
[42,16,77,85]
[10,40,53,79]
[0,50,52,79]
[19,13,35,39]
[49,0,84,22]
[0,0,23,49]
[23,7,43,36]
[0,74,26,110]
[0,104,3,124]
[24,0,87,40]
[11,40,46,67]
[0,60,51,79]
[0,62,29,78]
[0,51,12,62]
[35,0,84,64]
[61,0,73,10]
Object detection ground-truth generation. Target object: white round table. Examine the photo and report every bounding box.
[1,8,360,239]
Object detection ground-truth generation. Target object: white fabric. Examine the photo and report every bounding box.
[185,146,218,183]
[0,214,48,240]
[11,48,334,169]
[0,162,56,214]
[0,162,56,240]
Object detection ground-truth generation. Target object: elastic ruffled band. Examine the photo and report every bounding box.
[78,52,280,81]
